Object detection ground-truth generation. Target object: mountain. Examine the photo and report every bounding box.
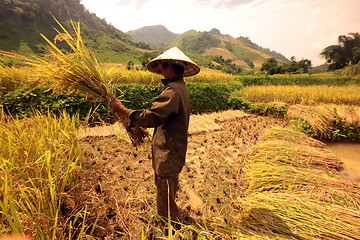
[0,0,149,65]
[128,26,289,71]
[0,0,288,72]
[127,25,178,50]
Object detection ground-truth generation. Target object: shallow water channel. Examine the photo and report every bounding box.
[326,142,360,182]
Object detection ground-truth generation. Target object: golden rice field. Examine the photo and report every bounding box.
[1,57,360,238]
[105,67,235,84]
[1,109,359,239]
[241,85,360,105]
[0,66,236,94]
[1,18,359,239]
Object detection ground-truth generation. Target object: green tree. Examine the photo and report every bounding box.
[321,32,360,70]
[137,52,159,69]
[284,56,298,73]
[261,58,282,75]
[297,59,312,73]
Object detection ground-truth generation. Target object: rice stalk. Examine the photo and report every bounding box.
[261,126,325,148]
[0,111,91,239]
[287,105,338,140]
[0,17,149,146]
[240,85,360,105]
[245,162,360,207]
[238,192,360,239]
[240,125,360,239]
[249,138,343,171]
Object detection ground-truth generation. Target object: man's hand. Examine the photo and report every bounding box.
[109,99,130,116]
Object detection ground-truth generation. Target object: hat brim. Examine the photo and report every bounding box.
[147,59,200,77]
[146,47,200,77]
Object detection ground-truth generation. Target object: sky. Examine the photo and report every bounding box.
[80,0,360,66]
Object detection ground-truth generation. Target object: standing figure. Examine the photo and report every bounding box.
[110,47,200,222]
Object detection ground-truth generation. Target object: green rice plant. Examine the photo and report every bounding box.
[240,85,360,105]
[0,110,91,239]
[335,62,360,76]
[187,70,236,83]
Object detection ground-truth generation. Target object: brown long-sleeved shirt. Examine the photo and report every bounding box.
[129,76,190,176]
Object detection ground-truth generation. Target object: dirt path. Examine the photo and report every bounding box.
[75,110,288,239]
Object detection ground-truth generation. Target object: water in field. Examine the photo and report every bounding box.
[326,143,360,182]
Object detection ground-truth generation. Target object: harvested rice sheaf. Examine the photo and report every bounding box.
[242,126,360,239]
[0,18,149,146]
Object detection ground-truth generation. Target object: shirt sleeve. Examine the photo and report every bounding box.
[129,86,179,128]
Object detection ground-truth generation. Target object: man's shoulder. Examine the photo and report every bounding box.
[166,79,186,89]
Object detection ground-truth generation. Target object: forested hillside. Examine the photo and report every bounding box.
[127,25,178,50]
[129,25,289,72]
[0,0,290,73]
[0,0,148,64]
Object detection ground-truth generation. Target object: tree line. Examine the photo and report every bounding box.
[261,32,360,75]
[261,57,312,75]
[321,32,360,70]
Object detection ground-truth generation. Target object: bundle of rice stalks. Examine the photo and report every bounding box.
[246,162,360,207]
[287,104,338,139]
[261,126,325,148]
[237,192,360,239]
[333,104,360,126]
[259,130,336,166]
[241,126,360,238]
[0,18,149,146]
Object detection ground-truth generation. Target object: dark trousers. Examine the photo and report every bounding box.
[155,174,180,221]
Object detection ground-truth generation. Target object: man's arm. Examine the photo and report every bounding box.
[109,98,130,116]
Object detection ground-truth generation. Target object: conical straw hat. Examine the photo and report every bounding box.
[147,47,200,77]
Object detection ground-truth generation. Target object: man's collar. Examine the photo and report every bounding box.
[161,76,183,85]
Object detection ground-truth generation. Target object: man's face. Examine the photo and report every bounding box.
[159,62,173,78]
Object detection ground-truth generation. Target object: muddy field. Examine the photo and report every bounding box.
[71,110,289,239]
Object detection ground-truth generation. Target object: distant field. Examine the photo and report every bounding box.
[0,66,237,94]
[241,85,360,105]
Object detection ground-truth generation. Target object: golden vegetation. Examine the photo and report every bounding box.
[1,106,360,239]
[287,104,360,139]
[1,17,360,240]
[244,127,360,238]
[0,111,86,239]
[241,85,360,105]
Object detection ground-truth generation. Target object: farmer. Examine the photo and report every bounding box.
[109,47,200,222]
